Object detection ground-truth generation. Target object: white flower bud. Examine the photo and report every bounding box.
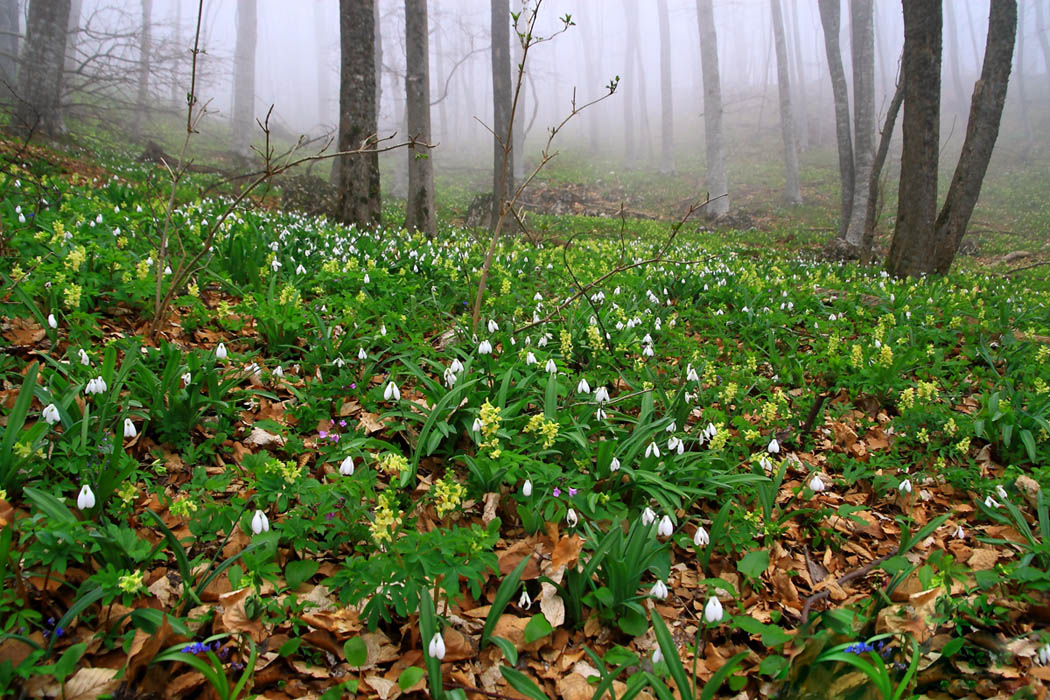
[657,515,673,538]
[704,596,724,624]
[77,484,95,510]
[384,381,401,401]
[339,456,355,475]
[42,403,60,425]
[215,343,228,360]
[47,313,57,329]
[566,508,578,527]
[809,475,826,493]
[650,580,668,600]
[123,418,137,438]
[251,509,270,534]
[428,633,446,660]
[609,457,621,472]
[522,479,533,497]
[693,526,710,548]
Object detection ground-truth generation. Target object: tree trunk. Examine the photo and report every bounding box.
[929,0,1016,272]
[490,0,513,227]
[844,0,874,248]
[622,0,638,170]
[14,0,71,137]
[581,0,601,152]
[657,0,674,174]
[788,0,809,150]
[1035,0,1050,94]
[134,0,153,138]
[817,0,854,237]
[65,0,82,73]
[1015,1,1033,150]
[0,0,18,94]
[404,0,435,238]
[337,0,382,228]
[696,0,728,217]
[511,0,525,181]
[314,2,329,126]
[944,0,966,109]
[232,0,257,158]
[886,0,942,278]
[171,0,181,105]
[374,0,382,119]
[770,0,802,204]
[861,74,904,260]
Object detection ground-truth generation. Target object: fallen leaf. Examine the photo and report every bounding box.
[63,668,120,700]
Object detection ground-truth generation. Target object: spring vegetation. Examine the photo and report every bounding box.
[2,1,1050,700]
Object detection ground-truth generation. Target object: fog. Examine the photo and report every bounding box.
[19,1,1050,195]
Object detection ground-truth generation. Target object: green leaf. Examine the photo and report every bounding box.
[616,607,648,637]
[284,560,318,590]
[524,614,553,643]
[23,487,77,525]
[481,554,531,647]
[1021,429,1037,462]
[491,636,518,665]
[698,652,749,700]
[278,638,302,657]
[650,611,692,700]
[398,666,425,691]
[501,666,551,700]
[344,636,368,667]
[940,637,965,657]
[758,654,788,678]
[736,549,769,579]
[53,642,87,682]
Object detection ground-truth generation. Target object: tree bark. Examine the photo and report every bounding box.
[657,0,674,174]
[134,0,153,137]
[511,0,525,181]
[862,74,904,260]
[404,0,435,238]
[1036,0,1050,94]
[490,0,513,227]
[1015,1,1033,150]
[232,0,257,158]
[770,0,802,204]
[944,0,966,109]
[887,0,943,278]
[788,0,809,150]
[817,0,854,237]
[0,0,19,95]
[844,0,874,248]
[337,0,382,228]
[622,0,638,170]
[929,0,1016,272]
[14,0,71,137]
[374,0,382,120]
[696,0,729,217]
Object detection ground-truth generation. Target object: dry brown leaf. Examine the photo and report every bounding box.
[968,548,999,571]
[63,668,120,700]
[244,426,285,448]
[556,673,593,700]
[482,492,500,525]
[219,587,267,642]
[550,534,584,575]
[364,675,401,700]
[358,412,386,434]
[539,581,566,627]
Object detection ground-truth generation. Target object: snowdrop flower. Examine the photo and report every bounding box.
[686,365,699,382]
[77,484,95,510]
[545,358,557,374]
[652,647,664,665]
[123,418,137,439]
[995,484,1008,501]
[383,381,401,401]
[251,510,270,534]
[594,386,610,404]
[339,456,355,475]
[650,580,669,600]
[363,273,370,284]
[164,265,173,275]
[759,456,773,473]
[295,263,306,275]
[443,367,458,387]
[566,508,578,528]
[478,339,492,354]
[472,417,483,433]
[273,366,283,378]
[693,526,710,548]
[667,436,683,454]
[657,515,673,538]
[525,351,537,365]
[898,479,912,494]
[609,457,621,472]
[809,475,826,493]
[182,371,192,385]
[767,438,780,455]
[704,596,724,624]
[641,507,656,526]
[594,407,607,421]
[215,343,228,360]
[42,403,60,425]
[519,589,532,609]
[487,319,499,333]
[952,525,965,539]
[380,324,387,337]
[428,633,446,661]
[78,348,90,366]
[1037,644,1050,666]
[357,347,367,360]
[645,441,661,459]
[533,292,543,301]
[522,480,533,497]
[47,313,57,329]
[704,423,717,440]
[665,421,677,433]
[575,377,592,395]
[333,357,346,368]
[85,376,107,395]
[984,495,1000,509]
[642,344,654,357]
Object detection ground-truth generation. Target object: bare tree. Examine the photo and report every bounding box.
[13,0,72,137]
[696,0,728,218]
[490,0,513,227]
[622,0,638,169]
[817,0,853,237]
[787,0,808,150]
[0,0,19,96]
[1036,0,1050,94]
[232,0,256,158]
[844,0,874,247]
[404,0,435,238]
[657,0,674,174]
[337,0,382,228]
[511,0,525,181]
[133,0,153,137]
[770,0,801,204]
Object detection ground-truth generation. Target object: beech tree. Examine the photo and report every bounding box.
[14,0,72,137]
[490,0,512,227]
[657,0,674,175]
[0,0,18,98]
[133,0,153,137]
[817,0,853,237]
[336,0,381,228]
[888,0,1017,277]
[696,0,728,217]
[232,0,257,158]
[770,0,801,204]
[404,0,435,238]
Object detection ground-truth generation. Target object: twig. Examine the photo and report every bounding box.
[1004,259,1050,276]
[800,552,892,622]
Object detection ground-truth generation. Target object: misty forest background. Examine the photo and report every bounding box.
[3,1,1050,700]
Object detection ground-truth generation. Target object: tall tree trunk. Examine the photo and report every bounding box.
[861,74,904,260]
[65,0,82,73]
[1035,0,1050,93]
[622,0,637,169]
[696,0,729,217]
[788,0,809,150]
[490,0,513,227]
[14,0,71,137]
[818,0,854,237]
[0,0,19,101]
[432,1,448,143]
[929,0,1016,272]
[404,0,435,238]
[657,0,674,174]
[633,35,653,163]
[944,0,966,109]
[887,0,942,278]
[511,0,525,181]
[581,0,601,152]
[134,0,153,138]
[374,0,382,119]
[1015,1,1033,150]
[315,2,329,126]
[170,0,181,106]
[232,0,256,158]
[874,2,891,102]
[771,0,802,204]
[844,0,874,248]
[337,0,382,228]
